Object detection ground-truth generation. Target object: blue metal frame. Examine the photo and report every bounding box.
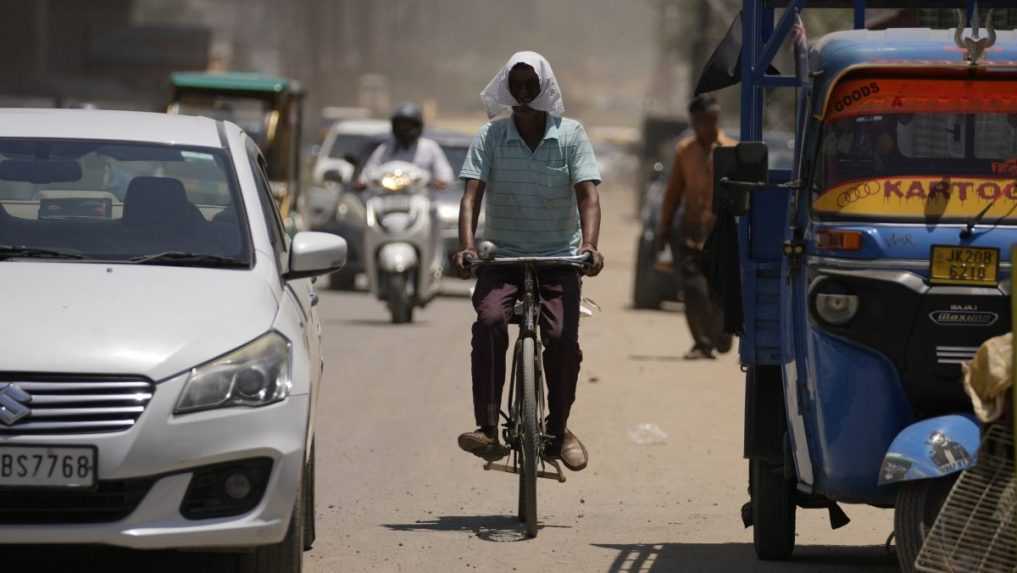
[737,0,996,504]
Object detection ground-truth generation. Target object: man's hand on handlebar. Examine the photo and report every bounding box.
[453,248,478,279]
[580,244,604,277]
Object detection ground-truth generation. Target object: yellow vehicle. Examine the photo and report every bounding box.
[168,72,306,233]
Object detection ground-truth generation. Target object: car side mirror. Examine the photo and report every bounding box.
[714,142,769,217]
[284,231,347,280]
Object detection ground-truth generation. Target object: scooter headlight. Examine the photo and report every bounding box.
[174,332,292,414]
[813,281,859,326]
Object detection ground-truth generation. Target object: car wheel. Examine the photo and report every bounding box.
[235,472,305,573]
[633,236,661,309]
[303,442,316,551]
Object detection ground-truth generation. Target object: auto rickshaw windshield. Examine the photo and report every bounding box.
[813,77,1017,223]
[175,95,277,149]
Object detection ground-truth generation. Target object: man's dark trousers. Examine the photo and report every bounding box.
[471,267,582,437]
[675,239,727,353]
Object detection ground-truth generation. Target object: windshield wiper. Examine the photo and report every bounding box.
[960,196,1000,239]
[0,245,85,261]
[129,251,248,268]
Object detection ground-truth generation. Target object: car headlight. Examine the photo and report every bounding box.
[175,332,292,414]
[813,280,859,326]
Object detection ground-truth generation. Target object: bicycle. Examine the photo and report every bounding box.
[466,248,592,538]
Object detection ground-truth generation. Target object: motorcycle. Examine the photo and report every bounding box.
[362,161,444,323]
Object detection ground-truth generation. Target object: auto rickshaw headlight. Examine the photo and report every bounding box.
[813,281,859,326]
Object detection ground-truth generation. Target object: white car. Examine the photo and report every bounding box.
[0,109,346,571]
[312,118,390,185]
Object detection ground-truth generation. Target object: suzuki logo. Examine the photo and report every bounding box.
[0,384,31,426]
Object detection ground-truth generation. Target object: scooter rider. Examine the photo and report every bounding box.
[453,51,605,472]
[357,102,454,190]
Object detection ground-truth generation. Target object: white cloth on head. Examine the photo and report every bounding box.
[480,51,565,119]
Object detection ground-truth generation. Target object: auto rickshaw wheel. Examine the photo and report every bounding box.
[751,458,796,560]
[893,476,957,573]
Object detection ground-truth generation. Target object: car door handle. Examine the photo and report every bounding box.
[310,291,320,307]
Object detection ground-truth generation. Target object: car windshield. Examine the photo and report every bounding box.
[0,139,251,265]
[328,133,384,166]
[813,77,1017,223]
[175,95,275,149]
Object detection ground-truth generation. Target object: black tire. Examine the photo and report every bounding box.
[894,476,957,573]
[386,274,414,324]
[633,237,661,309]
[327,269,357,291]
[517,338,539,538]
[236,477,304,572]
[303,442,316,551]
[751,458,796,561]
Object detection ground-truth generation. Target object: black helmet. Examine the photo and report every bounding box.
[391,102,423,125]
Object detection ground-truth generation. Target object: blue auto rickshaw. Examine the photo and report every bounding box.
[705,2,1017,571]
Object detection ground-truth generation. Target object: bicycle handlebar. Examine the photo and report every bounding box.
[464,252,593,273]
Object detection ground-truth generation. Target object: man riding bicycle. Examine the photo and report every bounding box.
[454,51,604,472]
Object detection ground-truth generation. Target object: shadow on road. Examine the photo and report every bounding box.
[384,514,571,543]
[592,543,897,573]
[324,317,430,327]
[0,545,239,572]
[628,354,685,362]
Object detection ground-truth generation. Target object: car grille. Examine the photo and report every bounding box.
[0,477,154,524]
[0,375,154,435]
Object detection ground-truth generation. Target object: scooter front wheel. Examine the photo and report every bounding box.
[386,273,414,324]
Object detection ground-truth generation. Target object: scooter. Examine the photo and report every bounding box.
[362,161,444,323]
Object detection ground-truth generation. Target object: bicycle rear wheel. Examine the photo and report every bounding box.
[516,337,539,538]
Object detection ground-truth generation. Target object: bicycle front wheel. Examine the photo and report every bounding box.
[516,337,539,538]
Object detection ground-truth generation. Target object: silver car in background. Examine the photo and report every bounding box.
[0,109,346,572]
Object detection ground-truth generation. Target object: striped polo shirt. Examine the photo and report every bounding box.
[459,115,601,257]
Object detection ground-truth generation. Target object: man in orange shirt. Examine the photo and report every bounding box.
[656,94,735,360]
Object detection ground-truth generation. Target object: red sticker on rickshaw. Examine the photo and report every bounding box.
[826,77,1017,121]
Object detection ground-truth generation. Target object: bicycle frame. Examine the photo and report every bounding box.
[504,263,555,476]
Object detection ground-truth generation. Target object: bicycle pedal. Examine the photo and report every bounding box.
[539,459,567,483]
[483,462,517,475]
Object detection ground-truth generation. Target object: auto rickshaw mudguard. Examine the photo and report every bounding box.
[878,414,980,486]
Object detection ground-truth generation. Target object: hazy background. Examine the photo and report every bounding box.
[2,1,1013,141]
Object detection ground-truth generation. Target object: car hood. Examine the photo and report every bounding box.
[0,262,279,381]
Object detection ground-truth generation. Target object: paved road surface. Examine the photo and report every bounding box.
[302,189,899,572]
[6,189,901,572]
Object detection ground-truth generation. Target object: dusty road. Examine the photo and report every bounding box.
[303,188,899,573]
[5,189,899,572]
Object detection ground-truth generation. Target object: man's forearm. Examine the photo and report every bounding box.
[459,180,485,250]
[576,182,601,249]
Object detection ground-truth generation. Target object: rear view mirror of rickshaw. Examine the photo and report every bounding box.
[714,142,769,217]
